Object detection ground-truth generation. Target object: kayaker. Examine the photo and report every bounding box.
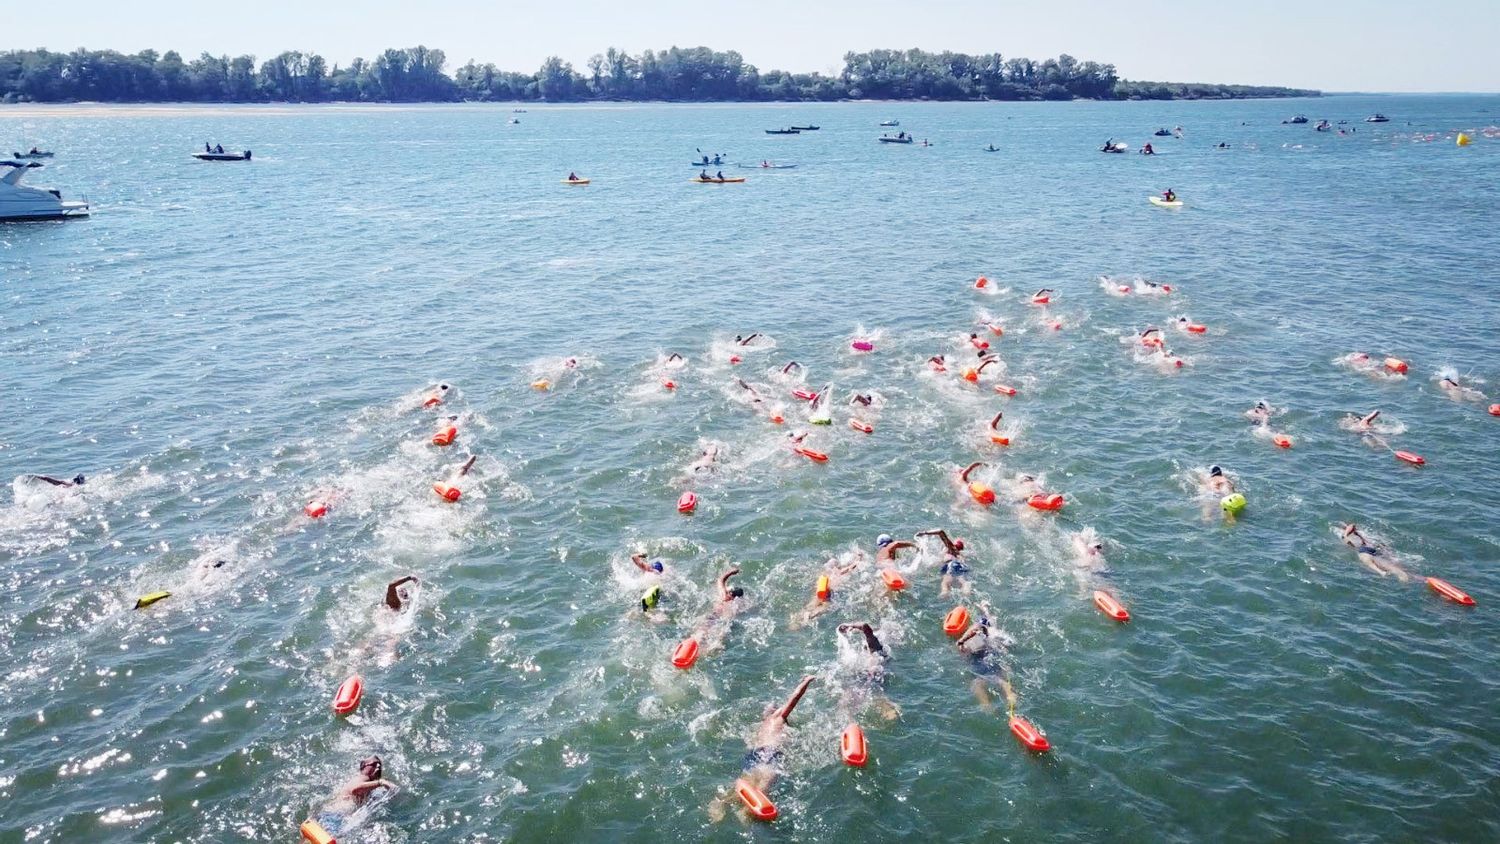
[715,170,725,181]
[1142,142,1154,155]
[567,172,580,181]
[215,144,224,154]
[1163,188,1177,202]
[700,169,711,180]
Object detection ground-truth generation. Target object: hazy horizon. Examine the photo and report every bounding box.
[10,0,1500,94]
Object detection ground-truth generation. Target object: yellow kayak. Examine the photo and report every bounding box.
[691,177,747,184]
[1149,196,1183,208]
[562,178,591,185]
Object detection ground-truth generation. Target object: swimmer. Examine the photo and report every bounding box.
[1140,327,1164,346]
[28,473,85,488]
[667,353,685,363]
[917,529,971,596]
[1206,465,1235,494]
[792,551,866,628]
[735,334,761,347]
[688,566,746,643]
[383,576,419,612]
[736,378,764,406]
[1032,288,1053,301]
[710,674,816,822]
[563,357,579,369]
[836,621,900,720]
[1014,473,1040,497]
[686,444,722,476]
[1437,374,1484,401]
[421,383,451,407]
[975,358,1001,376]
[781,361,802,375]
[1352,410,1381,430]
[875,533,917,566]
[928,354,947,372]
[1245,401,1272,425]
[309,755,399,834]
[988,412,1006,440]
[632,552,665,575]
[1140,280,1170,293]
[956,606,1017,714]
[850,393,873,407]
[632,553,667,615]
[1340,523,1411,583]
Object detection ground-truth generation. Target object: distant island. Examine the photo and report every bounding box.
[0,46,1320,104]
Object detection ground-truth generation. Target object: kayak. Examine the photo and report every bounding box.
[562,178,591,185]
[690,161,724,166]
[790,125,820,131]
[193,151,251,161]
[1148,196,1183,208]
[691,177,747,183]
[878,137,913,144]
[738,164,797,169]
[765,129,801,135]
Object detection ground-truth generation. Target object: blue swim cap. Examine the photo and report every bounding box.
[651,560,664,573]
[876,534,893,547]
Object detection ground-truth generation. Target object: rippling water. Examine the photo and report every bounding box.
[2,96,1499,843]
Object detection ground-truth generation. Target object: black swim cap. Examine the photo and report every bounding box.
[73,474,86,485]
[728,586,745,599]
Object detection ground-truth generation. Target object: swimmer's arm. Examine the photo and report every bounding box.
[457,455,477,477]
[384,576,418,609]
[350,779,396,797]
[989,412,1004,429]
[841,622,885,654]
[977,359,998,374]
[718,567,741,598]
[774,674,816,723]
[959,462,984,483]
[738,334,760,346]
[29,475,70,487]
[631,554,652,572]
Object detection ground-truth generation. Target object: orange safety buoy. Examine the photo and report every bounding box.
[677,491,698,513]
[304,501,328,519]
[975,276,989,289]
[1009,716,1051,753]
[841,723,868,766]
[880,569,907,590]
[961,368,979,383]
[300,819,336,844]
[792,388,818,401]
[1490,404,1500,417]
[729,355,743,365]
[1032,295,1050,305]
[970,337,989,350]
[943,606,970,636]
[1272,434,1293,449]
[852,340,875,352]
[795,447,829,463]
[422,395,443,409]
[671,637,700,668]
[1426,577,1475,606]
[1050,322,1063,331]
[433,482,461,502]
[332,674,363,716]
[1185,324,1207,334]
[735,778,778,821]
[1027,493,1064,511]
[815,575,831,602]
[1384,357,1409,374]
[769,413,785,425]
[989,433,1010,446]
[1093,590,1130,622]
[850,418,874,434]
[968,482,996,506]
[994,384,1017,397]
[432,426,457,447]
[531,379,550,391]
[662,379,677,390]
[1394,450,1425,466]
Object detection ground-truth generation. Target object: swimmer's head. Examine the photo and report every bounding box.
[727,586,745,599]
[953,538,966,552]
[1019,474,1035,484]
[876,534,893,548]
[439,384,449,391]
[73,474,86,485]
[1088,542,1103,554]
[1210,465,1223,477]
[1255,401,1268,410]
[359,755,383,780]
[650,560,664,573]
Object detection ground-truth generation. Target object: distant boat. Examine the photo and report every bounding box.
[0,161,89,220]
[512,108,527,113]
[738,163,798,169]
[193,150,251,161]
[1314,120,1331,131]
[508,118,519,124]
[790,125,820,131]
[1283,115,1309,124]
[878,136,913,144]
[765,128,801,135]
[1153,128,1172,137]
[879,119,899,127]
[12,149,53,159]
[1365,113,1390,123]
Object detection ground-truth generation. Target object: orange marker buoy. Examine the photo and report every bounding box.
[968,483,996,506]
[432,426,457,446]
[841,723,868,766]
[880,569,906,590]
[970,337,989,350]
[662,379,677,390]
[1394,450,1425,466]
[1185,324,1207,334]
[795,447,829,463]
[994,384,1017,397]
[815,575,831,602]
[792,388,818,401]
[961,368,979,383]
[671,637,700,668]
[304,501,328,519]
[729,355,743,365]
[1093,590,1130,622]
[1010,717,1051,752]
[943,606,970,636]
[975,276,989,289]
[1027,493,1064,511]
[1032,295,1050,305]
[300,819,336,844]
[1383,357,1409,374]
[1272,434,1293,449]
[1489,404,1500,417]
[849,418,874,434]
[531,379,550,390]
[421,395,443,409]
[1426,577,1475,606]
[332,674,363,716]
[677,491,697,513]
[433,482,461,502]
[735,778,778,821]
[769,413,785,425]
[989,434,1010,446]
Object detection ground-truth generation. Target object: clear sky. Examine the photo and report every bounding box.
[11,0,1498,92]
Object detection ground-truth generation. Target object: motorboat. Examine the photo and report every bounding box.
[878,135,913,144]
[879,119,899,127]
[1314,119,1331,131]
[1100,141,1128,153]
[0,162,89,221]
[1365,113,1390,123]
[1283,115,1309,124]
[789,125,820,131]
[193,149,251,161]
[13,149,54,159]
[765,128,800,135]
[1153,128,1172,136]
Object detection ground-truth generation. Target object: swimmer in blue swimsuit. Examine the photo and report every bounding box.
[918,529,972,596]
[956,610,1018,714]
[1340,523,1411,582]
[837,622,900,719]
[711,674,815,822]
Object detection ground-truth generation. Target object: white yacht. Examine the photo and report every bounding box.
[0,162,89,221]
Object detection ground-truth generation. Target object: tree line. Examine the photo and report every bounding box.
[0,46,1319,104]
